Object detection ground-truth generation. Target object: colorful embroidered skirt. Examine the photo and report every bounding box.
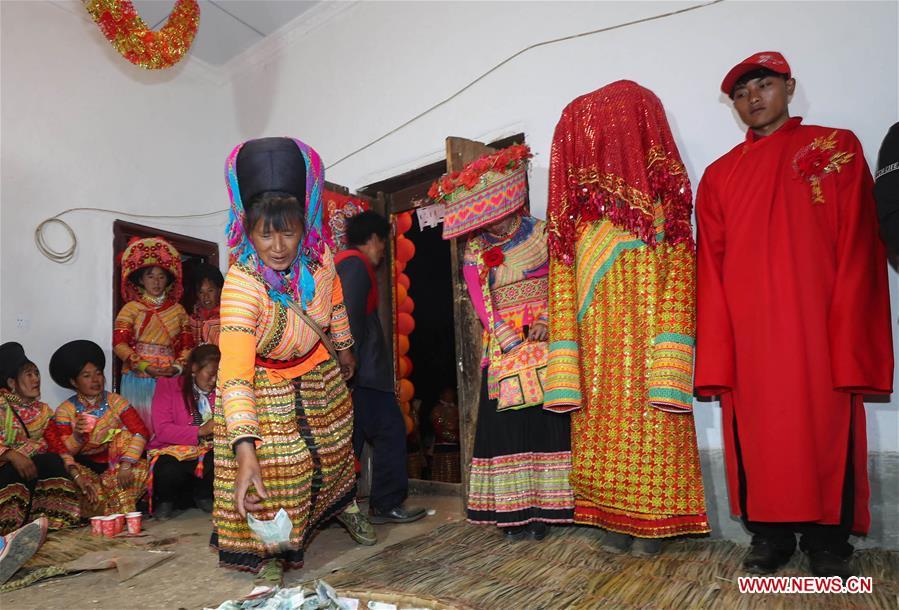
[211,359,356,573]
[71,458,150,517]
[467,371,574,527]
[570,244,709,538]
[0,455,81,535]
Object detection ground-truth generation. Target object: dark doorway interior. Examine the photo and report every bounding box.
[402,209,457,479]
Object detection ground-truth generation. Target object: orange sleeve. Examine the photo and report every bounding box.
[218,266,264,448]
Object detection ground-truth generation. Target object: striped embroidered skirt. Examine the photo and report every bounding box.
[211,359,356,573]
[467,370,575,528]
[0,453,81,535]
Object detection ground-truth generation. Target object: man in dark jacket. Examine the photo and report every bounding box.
[336,211,425,524]
[875,123,899,251]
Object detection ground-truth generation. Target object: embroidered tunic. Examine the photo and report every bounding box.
[545,81,709,537]
[114,297,193,375]
[218,250,353,447]
[695,118,893,532]
[463,216,550,408]
[191,306,221,346]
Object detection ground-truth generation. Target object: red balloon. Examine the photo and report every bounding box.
[397,334,410,355]
[398,355,413,378]
[396,273,410,290]
[399,400,411,415]
[403,413,414,435]
[397,312,415,335]
[399,378,414,402]
[396,236,415,263]
[396,212,413,235]
[395,259,406,274]
[395,283,408,305]
[398,296,415,315]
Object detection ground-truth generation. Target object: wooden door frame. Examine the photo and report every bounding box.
[111,220,220,392]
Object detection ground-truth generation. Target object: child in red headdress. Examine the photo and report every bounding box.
[113,237,194,434]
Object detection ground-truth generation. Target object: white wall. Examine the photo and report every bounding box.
[0,1,230,407]
[2,1,897,453]
[223,0,899,453]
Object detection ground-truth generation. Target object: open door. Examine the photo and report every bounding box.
[444,136,497,506]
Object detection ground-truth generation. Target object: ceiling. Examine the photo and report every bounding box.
[131,0,319,66]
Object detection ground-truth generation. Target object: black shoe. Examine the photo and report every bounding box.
[742,541,793,574]
[528,522,548,541]
[808,550,856,579]
[154,502,174,520]
[504,525,527,542]
[368,504,426,524]
[195,498,214,513]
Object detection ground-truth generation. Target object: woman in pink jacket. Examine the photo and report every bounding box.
[148,345,219,519]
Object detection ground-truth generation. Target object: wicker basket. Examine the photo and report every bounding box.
[430,444,460,483]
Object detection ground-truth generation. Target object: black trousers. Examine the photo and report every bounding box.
[735,412,855,557]
[0,452,69,488]
[152,452,214,507]
[351,387,408,512]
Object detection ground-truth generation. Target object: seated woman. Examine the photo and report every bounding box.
[189,263,224,347]
[114,237,194,433]
[0,343,82,534]
[148,344,218,519]
[48,340,150,516]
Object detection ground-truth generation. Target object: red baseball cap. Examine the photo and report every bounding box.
[720,51,791,96]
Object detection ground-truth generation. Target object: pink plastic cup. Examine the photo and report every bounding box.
[78,413,99,435]
[90,516,104,536]
[125,512,142,535]
[110,513,125,534]
[101,516,117,538]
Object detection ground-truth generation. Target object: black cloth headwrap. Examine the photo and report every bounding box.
[49,340,106,390]
[0,342,30,383]
[236,138,307,206]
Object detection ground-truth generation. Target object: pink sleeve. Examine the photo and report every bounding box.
[463,263,490,330]
[150,377,199,447]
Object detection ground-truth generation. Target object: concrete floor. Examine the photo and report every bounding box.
[0,494,464,610]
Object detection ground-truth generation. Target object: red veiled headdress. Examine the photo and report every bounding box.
[547,80,694,264]
[120,236,183,303]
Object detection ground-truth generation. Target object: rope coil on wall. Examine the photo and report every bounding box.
[33,207,227,263]
[33,0,724,264]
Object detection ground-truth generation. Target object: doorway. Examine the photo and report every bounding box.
[111,220,219,392]
[361,164,462,486]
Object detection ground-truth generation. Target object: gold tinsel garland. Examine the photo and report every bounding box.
[83,0,200,70]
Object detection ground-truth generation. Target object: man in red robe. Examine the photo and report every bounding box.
[695,51,893,578]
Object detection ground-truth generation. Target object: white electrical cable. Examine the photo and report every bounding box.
[34,207,227,264]
[34,0,724,264]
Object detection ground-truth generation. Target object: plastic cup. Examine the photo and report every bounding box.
[90,516,104,536]
[78,413,99,435]
[110,513,125,534]
[125,512,142,535]
[101,516,117,538]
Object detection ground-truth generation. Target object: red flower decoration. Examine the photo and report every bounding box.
[428,144,532,202]
[483,247,505,268]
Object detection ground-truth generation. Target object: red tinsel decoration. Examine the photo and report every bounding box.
[84,0,200,70]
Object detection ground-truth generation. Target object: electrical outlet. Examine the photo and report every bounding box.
[15,314,29,330]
